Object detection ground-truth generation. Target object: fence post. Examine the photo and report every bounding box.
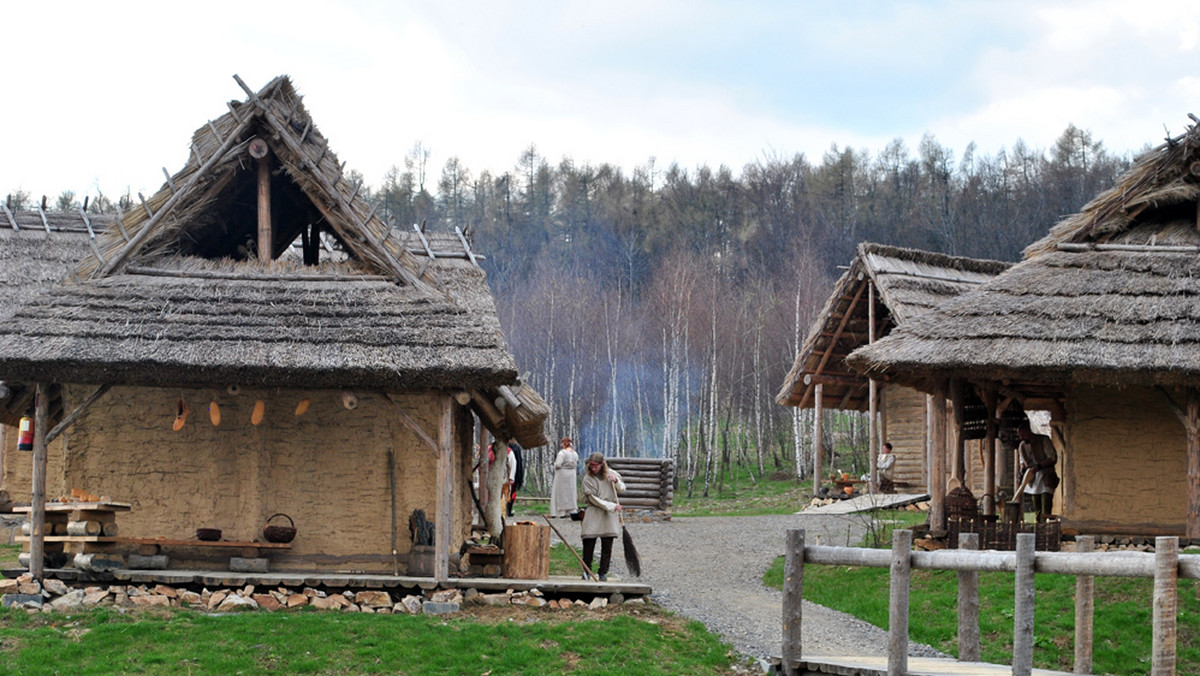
[957,532,981,661]
[783,529,804,676]
[1074,535,1094,674]
[1013,532,1035,676]
[888,529,911,676]
[1152,536,1178,676]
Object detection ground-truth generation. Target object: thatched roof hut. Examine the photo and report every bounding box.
[777,242,1009,410]
[0,75,546,580]
[847,115,1200,539]
[0,209,112,425]
[776,243,1008,493]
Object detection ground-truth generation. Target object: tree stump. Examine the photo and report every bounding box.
[502,522,549,580]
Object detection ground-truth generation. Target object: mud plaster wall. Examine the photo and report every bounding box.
[60,385,470,571]
[883,384,926,489]
[1065,385,1186,530]
[1,423,68,501]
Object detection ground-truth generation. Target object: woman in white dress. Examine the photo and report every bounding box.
[549,437,579,517]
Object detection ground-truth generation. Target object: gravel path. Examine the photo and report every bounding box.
[604,513,946,664]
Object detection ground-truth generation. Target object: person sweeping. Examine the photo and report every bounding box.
[580,452,625,581]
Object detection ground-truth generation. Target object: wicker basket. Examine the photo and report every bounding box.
[262,513,296,543]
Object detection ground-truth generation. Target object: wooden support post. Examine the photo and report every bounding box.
[1013,532,1036,676]
[957,532,981,662]
[813,384,824,493]
[950,378,965,483]
[1187,389,1200,540]
[1152,536,1178,676]
[256,151,272,263]
[868,280,879,494]
[782,529,804,676]
[887,529,911,676]
[930,383,948,535]
[477,423,489,507]
[29,382,49,580]
[983,384,998,516]
[1074,535,1095,674]
[435,395,453,582]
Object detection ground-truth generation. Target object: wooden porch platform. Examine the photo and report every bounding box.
[1,568,651,597]
[797,655,1082,675]
[800,492,929,515]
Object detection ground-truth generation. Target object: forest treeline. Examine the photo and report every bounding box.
[14,125,1133,497]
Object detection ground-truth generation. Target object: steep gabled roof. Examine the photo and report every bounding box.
[776,242,1009,410]
[848,116,1200,392]
[79,75,430,289]
[0,76,523,401]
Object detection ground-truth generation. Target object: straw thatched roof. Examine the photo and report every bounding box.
[0,76,549,445]
[776,243,1009,410]
[848,115,1200,392]
[0,209,111,322]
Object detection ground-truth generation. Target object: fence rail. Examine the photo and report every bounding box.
[783,529,1190,676]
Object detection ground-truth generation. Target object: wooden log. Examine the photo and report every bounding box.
[30,382,49,579]
[1074,535,1095,674]
[74,552,124,572]
[1152,536,1178,675]
[783,529,804,676]
[614,498,663,508]
[52,521,67,536]
[502,522,549,580]
[102,521,118,537]
[957,532,981,661]
[230,557,269,573]
[1013,533,1036,676]
[127,554,169,570]
[888,529,910,676]
[66,520,102,536]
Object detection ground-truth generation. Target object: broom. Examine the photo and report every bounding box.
[616,492,642,578]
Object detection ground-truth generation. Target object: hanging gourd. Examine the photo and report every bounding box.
[251,399,266,425]
[295,398,311,416]
[173,398,190,431]
[209,400,221,426]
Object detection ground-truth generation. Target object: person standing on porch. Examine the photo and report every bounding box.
[1018,422,1058,521]
[877,442,896,493]
[550,437,579,517]
[580,452,625,581]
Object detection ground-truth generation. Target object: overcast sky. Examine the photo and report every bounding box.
[5,0,1200,203]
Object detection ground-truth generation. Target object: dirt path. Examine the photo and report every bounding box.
[606,513,945,663]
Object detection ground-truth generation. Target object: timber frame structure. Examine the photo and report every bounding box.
[850,114,1200,540]
[0,75,547,581]
[776,243,1009,496]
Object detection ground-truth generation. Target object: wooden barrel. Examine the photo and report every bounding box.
[502,522,549,580]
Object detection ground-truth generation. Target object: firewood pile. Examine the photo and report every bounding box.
[605,458,674,511]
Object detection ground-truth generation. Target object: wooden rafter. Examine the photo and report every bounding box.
[98,113,257,277]
[45,384,111,445]
[796,280,869,409]
[384,393,439,455]
[231,75,433,293]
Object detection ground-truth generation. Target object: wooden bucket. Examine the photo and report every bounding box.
[502,522,549,580]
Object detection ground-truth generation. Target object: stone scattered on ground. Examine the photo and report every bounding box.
[0,572,640,615]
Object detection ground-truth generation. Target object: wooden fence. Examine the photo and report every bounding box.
[783,528,1197,676]
[605,458,674,511]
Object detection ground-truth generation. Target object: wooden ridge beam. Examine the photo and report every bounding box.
[2,203,19,230]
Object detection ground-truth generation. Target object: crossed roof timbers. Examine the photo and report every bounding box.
[93,74,434,293]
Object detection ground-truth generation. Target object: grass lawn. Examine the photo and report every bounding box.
[0,604,739,675]
[672,466,812,517]
[763,542,1200,675]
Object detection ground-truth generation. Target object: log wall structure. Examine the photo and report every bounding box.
[604,458,674,512]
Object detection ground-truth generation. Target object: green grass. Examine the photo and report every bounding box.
[673,465,813,517]
[0,604,738,675]
[0,544,19,569]
[763,552,1200,674]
